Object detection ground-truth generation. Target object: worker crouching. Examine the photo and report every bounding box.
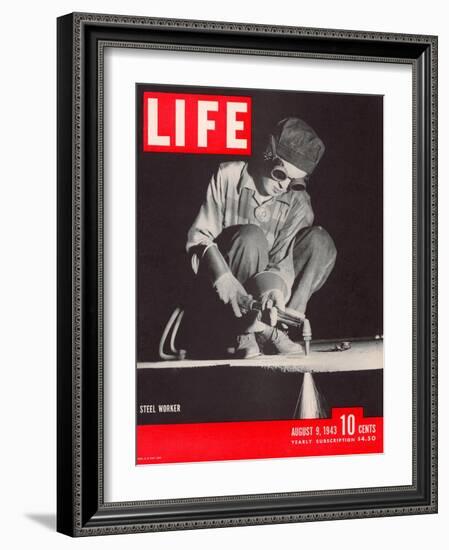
[186,117,337,358]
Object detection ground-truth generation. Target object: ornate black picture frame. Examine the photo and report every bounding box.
[57,12,437,536]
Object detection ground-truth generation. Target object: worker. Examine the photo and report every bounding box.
[186,117,337,358]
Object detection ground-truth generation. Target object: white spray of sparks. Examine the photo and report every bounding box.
[297,372,326,419]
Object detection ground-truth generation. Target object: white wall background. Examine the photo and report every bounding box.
[0,0,445,547]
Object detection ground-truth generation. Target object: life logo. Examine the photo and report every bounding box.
[143,91,252,155]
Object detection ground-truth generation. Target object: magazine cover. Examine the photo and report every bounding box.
[135,83,383,464]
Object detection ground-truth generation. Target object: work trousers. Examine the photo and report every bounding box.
[182,224,336,358]
[215,223,337,314]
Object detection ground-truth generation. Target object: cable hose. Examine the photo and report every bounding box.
[158,307,185,360]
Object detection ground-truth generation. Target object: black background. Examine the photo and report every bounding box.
[137,83,383,362]
[137,368,383,424]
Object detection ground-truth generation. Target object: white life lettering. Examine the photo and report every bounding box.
[175,99,185,147]
[227,102,248,149]
[147,98,170,146]
[197,101,219,147]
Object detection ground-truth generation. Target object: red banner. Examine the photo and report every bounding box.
[137,407,383,464]
[143,91,252,155]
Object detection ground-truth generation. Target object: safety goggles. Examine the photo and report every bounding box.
[268,158,306,190]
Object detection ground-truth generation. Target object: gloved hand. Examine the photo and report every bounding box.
[214,272,250,318]
[260,289,286,326]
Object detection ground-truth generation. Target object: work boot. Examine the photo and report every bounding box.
[234,333,261,359]
[256,325,303,355]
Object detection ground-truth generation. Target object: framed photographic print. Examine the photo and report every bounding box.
[57,12,437,536]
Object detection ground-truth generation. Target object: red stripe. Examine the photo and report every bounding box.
[137,408,383,464]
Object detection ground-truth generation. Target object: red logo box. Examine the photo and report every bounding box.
[143,91,252,155]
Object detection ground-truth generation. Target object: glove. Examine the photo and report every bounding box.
[246,271,289,326]
[260,289,285,326]
[214,272,249,318]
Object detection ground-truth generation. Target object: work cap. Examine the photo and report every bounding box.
[267,117,325,174]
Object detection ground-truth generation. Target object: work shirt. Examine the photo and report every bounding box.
[186,161,314,296]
